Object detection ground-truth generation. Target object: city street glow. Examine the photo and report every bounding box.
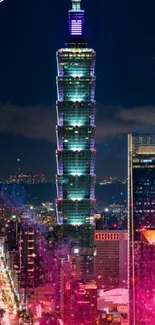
[0,257,19,324]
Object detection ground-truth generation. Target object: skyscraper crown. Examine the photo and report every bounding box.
[69,0,84,36]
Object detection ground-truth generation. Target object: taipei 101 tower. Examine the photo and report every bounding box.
[56,0,96,227]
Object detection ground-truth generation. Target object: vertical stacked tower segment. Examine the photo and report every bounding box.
[56,0,96,225]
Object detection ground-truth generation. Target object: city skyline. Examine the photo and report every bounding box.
[0,0,155,324]
[0,0,155,180]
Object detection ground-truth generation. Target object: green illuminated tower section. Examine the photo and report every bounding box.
[56,0,96,225]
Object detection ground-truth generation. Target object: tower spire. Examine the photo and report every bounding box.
[72,0,81,11]
[69,0,84,37]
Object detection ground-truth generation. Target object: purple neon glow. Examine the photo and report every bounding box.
[71,19,82,35]
[68,9,84,37]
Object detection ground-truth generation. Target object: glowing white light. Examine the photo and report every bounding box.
[71,173,81,176]
[72,123,82,127]
[71,74,83,78]
[71,198,82,201]
[72,149,81,152]
[74,248,79,254]
[72,99,82,102]
[72,222,82,226]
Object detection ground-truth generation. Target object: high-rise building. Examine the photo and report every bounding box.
[56,0,96,226]
[18,214,35,297]
[94,230,128,290]
[55,3,97,319]
[128,134,155,325]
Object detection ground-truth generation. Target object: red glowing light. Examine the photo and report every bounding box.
[57,198,62,202]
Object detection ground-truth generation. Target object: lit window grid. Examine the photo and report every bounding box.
[56,40,96,224]
[56,100,96,127]
[56,174,96,200]
[56,125,95,150]
[128,134,155,325]
[56,150,96,175]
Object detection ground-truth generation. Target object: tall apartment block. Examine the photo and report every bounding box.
[56,0,96,226]
[18,214,35,298]
[128,134,155,325]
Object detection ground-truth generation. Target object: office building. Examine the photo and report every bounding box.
[94,230,128,290]
[128,134,155,325]
[56,0,96,225]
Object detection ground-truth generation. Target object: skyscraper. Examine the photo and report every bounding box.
[56,0,96,226]
[128,134,155,325]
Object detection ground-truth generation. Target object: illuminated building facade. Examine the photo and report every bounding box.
[56,0,96,225]
[60,259,97,325]
[94,230,128,290]
[19,215,35,293]
[128,134,155,325]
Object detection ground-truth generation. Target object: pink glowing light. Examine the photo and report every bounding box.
[2,312,10,325]
[36,304,42,318]
[57,198,62,202]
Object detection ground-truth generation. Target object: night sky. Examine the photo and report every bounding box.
[0,0,155,181]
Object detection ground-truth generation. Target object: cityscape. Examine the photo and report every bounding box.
[0,0,154,324]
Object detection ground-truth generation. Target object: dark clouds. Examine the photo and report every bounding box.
[0,103,55,142]
[0,103,155,143]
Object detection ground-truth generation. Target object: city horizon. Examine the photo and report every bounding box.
[0,0,154,324]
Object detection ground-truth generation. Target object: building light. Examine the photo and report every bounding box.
[73,248,80,254]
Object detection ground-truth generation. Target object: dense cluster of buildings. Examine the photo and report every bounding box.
[99,177,126,185]
[7,174,46,184]
[0,1,153,325]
